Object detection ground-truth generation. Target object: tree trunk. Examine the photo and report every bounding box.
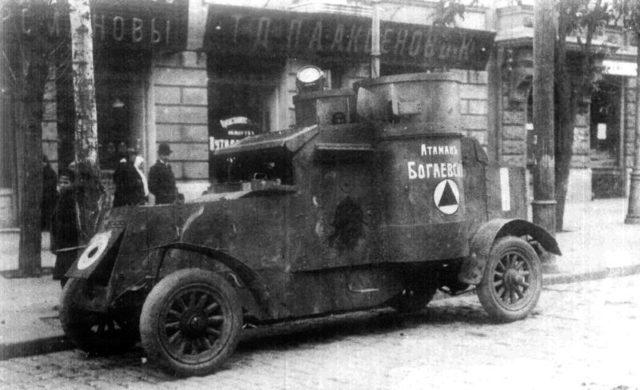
[6,1,54,277]
[16,56,48,276]
[68,0,103,242]
[553,3,579,233]
[553,67,577,232]
[554,0,601,232]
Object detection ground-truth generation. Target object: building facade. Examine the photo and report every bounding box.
[1,0,637,228]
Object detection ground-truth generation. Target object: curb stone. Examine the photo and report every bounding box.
[543,264,640,286]
[0,336,72,361]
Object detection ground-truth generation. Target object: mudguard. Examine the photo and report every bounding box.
[154,242,276,319]
[458,218,561,285]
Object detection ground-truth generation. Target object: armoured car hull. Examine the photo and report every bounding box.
[61,72,561,377]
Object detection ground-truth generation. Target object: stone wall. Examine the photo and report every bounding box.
[458,69,490,149]
[624,78,637,170]
[500,107,526,167]
[571,108,591,169]
[623,78,638,198]
[153,51,209,199]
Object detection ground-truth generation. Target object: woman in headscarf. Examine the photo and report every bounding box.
[112,152,147,207]
[133,154,149,205]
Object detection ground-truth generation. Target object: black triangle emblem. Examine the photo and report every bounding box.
[438,181,458,207]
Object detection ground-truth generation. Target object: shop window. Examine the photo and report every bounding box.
[210,83,273,135]
[207,56,281,148]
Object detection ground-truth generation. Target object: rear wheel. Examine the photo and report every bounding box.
[140,269,243,377]
[389,271,438,313]
[59,278,139,355]
[389,285,437,313]
[477,236,542,322]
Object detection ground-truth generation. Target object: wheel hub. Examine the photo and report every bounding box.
[181,310,208,337]
[504,269,524,289]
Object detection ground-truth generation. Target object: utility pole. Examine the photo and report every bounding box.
[625,30,640,224]
[532,0,556,234]
[69,0,102,241]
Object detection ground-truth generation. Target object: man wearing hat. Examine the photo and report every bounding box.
[149,142,179,205]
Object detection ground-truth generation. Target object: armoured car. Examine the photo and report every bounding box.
[60,72,560,377]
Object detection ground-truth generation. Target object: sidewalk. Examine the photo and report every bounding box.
[1,198,639,360]
[546,198,640,283]
[0,231,69,359]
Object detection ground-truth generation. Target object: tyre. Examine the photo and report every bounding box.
[477,236,542,322]
[140,269,243,377]
[59,278,139,355]
[389,271,438,313]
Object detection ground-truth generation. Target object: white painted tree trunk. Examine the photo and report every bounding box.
[68,0,103,241]
[68,0,98,165]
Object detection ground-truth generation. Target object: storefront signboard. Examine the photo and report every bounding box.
[210,116,258,151]
[2,0,188,51]
[602,59,636,77]
[204,5,495,70]
[90,0,188,51]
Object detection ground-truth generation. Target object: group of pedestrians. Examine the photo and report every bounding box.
[44,142,181,287]
[113,142,180,207]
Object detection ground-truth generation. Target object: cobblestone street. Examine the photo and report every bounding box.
[1,274,638,390]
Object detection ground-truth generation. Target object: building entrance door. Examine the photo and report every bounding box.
[95,51,149,170]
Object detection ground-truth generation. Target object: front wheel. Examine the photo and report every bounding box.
[476,236,542,322]
[140,269,243,377]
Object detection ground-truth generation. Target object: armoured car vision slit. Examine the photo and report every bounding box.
[60,72,560,377]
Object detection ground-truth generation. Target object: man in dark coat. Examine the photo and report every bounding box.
[41,155,58,231]
[51,169,79,288]
[149,142,179,205]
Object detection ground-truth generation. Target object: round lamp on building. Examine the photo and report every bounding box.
[296,65,325,93]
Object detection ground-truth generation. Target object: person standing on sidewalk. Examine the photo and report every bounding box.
[133,154,149,204]
[148,143,180,205]
[41,155,58,231]
[113,150,146,207]
[51,169,80,288]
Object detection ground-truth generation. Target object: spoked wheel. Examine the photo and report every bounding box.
[477,236,542,322]
[59,278,139,355]
[140,269,242,377]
